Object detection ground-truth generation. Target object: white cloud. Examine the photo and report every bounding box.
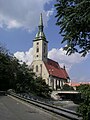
[0,0,54,31]
[14,47,87,72]
[14,48,33,65]
[7,20,22,29]
[48,48,87,71]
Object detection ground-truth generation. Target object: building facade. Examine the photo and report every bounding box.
[30,14,70,90]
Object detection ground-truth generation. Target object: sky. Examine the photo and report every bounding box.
[0,0,90,83]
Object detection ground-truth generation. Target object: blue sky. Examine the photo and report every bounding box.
[0,0,90,82]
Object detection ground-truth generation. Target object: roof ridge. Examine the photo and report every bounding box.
[47,58,58,63]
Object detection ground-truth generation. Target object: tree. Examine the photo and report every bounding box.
[0,44,51,98]
[15,63,36,93]
[0,47,21,90]
[32,77,52,97]
[55,0,90,56]
[0,44,33,91]
[13,62,51,98]
[77,84,90,120]
[62,84,74,91]
[0,47,14,90]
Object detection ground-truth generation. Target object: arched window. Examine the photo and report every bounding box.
[36,47,39,52]
[36,65,38,72]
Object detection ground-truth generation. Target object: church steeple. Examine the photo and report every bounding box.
[33,13,48,62]
[39,13,43,32]
[35,13,46,41]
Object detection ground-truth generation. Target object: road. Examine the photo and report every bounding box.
[0,95,69,120]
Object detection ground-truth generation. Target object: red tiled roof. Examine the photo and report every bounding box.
[44,59,69,79]
[71,83,80,87]
[47,58,60,69]
[67,82,80,87]
[65,82,90,87]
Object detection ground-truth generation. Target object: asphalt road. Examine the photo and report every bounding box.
[0,95,69,120]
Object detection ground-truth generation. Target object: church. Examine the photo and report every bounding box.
[30,14,70,90]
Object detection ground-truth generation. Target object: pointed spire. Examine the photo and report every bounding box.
[34,13,47,41]
[38,13,44,32]
[39,13,43,27]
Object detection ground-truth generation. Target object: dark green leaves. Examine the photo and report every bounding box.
[62,84,74,91]
[0,44,51,98]
[77,84,90,120]
[55,0,90,56]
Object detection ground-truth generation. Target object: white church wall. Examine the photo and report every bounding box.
[30,60,49,84]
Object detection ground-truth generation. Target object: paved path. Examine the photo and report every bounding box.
[0,95,68,120]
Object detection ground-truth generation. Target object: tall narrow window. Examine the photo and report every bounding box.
[36,47,39,52]
[40,64,42,77]
[36,65,38,72]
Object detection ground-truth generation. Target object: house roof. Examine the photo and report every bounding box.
[44,59,69,79]
[65,82,90,87]
[65,82,80,87]
[70,83,80,87]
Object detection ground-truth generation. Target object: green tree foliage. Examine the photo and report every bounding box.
[77,84,90,120]
[55,0,90,56]
[31,77,52,97]
[0,47,15,90]
[15,63,36,93]
[13,65,52,97]
[62,84,74,91]
[0,44,51,98]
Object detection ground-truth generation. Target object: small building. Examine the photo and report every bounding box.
[67,82,90,90]
[30,14,70,90]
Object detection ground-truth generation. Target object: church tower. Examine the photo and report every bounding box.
[31,13,70,89]
[33,13,48,62]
